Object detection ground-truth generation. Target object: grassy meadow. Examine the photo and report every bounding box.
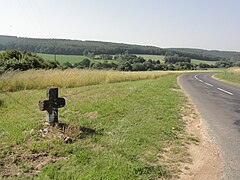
[0,69,196,179]
[191,59,216,65]
[38,53,116,64]
[215,67,240,84]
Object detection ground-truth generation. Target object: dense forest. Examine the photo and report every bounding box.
[0,35,166,56]
[0,35,234,62]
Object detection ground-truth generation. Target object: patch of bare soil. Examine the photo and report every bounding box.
[0,121,100,178]
[0,144,67,178]
[178,85,223,179]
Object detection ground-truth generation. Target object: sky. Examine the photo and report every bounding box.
[1,0,240,51]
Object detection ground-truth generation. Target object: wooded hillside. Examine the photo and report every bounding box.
[0,35,232,62]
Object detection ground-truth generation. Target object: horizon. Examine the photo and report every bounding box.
[2,34,239,53]
[1,0,240,51]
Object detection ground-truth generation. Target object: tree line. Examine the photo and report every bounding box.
[1,50,239,74]
[169,48,240,60]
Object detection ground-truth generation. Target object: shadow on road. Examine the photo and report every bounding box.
[231,103,240,132]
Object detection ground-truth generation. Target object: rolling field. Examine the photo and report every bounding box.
[39,53,87,63]
[191,59,216,65]
[0,69,196,179]
[38,53,116,64]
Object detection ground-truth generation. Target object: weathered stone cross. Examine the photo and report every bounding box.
[39,87,65,125]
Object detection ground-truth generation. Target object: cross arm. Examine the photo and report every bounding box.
[39,98,65,111]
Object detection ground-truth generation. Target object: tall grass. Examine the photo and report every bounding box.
[0,69,177,92]
[228,67,240,73]
[216,67,240,84]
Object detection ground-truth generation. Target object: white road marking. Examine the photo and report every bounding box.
[194,74,204,83]
[205,82,213,87]
[217,88,233,96]
[193,74,234,96]
[194,75,199,80]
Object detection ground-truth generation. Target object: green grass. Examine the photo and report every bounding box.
[0,74,190,179]
[38,53,87,63]
[38,53,117,64]
[191,59,216,65]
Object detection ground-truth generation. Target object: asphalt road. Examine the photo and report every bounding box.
[179,72,240,180]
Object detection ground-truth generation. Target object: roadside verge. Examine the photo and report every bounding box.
[177,76,223,179]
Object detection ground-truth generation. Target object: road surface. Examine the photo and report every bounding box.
[179,72,240,180]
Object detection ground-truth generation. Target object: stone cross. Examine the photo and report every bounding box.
[39,87,65,125]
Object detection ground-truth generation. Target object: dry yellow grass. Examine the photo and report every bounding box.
[215,67,240,85]
[228,67,240,73]
[0,69,182,92]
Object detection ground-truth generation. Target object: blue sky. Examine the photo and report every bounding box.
[1,0,240,51]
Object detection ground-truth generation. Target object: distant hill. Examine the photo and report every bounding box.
[0,35,166,56]
[169,48,240,60]
[1,35,239,62]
